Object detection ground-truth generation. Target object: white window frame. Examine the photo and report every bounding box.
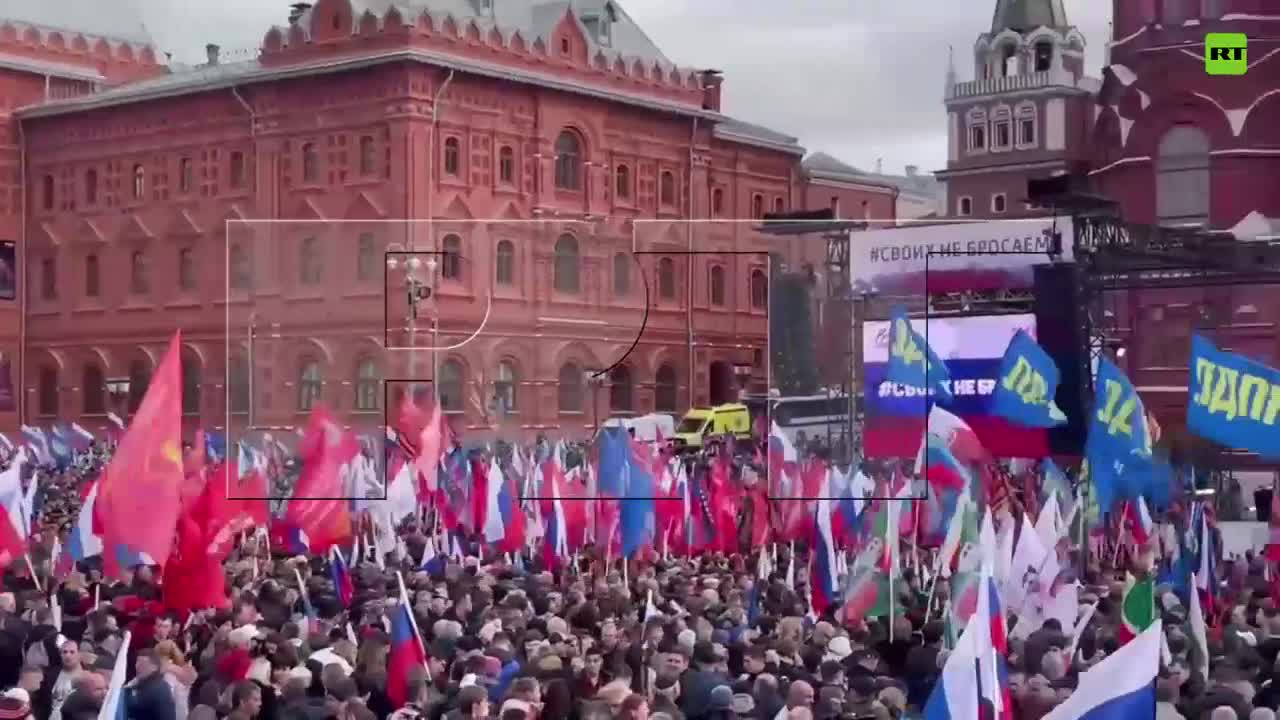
[966,107,988,154]
[991,104,1013,152]
[991,193,1007,214]
[1015,102,1038,149]
[958,196,973,217]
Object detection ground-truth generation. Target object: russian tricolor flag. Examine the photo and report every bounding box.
[330,546,354,607]
[67,483,103,561]
[1039,621,1160,720]
[809,472,838,616]
[386,576,427,709]
[924,569,1012,720]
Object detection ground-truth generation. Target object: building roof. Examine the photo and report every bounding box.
[18,46,803,156]
[0,0,154,46]
[337,0,670,67]
[989,0,1069,34]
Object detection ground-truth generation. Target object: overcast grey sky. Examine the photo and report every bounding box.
[140,0,1110,177]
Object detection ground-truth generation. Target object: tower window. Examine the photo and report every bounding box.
[958,196,973,216]
[969,125,986,151]
[1034,42,1053,72]
[992,193,1007,214]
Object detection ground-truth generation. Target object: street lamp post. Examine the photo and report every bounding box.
[584,369,606,434]
[387,250,440,396]
[105,376,131,425]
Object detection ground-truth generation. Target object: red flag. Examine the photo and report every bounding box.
[96,332,185,578]
[286,406,357,553]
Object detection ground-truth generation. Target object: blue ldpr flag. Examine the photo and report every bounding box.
[1085,357,1152,515]
[991,330,1067,428]
[1188,334,1280,459]
[886,307,953,403]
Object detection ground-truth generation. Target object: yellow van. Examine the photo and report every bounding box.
[672,403,752,451]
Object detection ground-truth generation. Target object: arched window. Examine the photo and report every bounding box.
[354,357,380,412]
[128,359,150,413]
[182,354,201,416]
[1033,41,1054,72]
[356,233,376,282]
[495,360,517,414]
[178,247,196,291]
[495,240,515,285]
[712,188,724,216]
[609,364,632,412]
[1156,125,1211,227]
[554,130,582,190]
[655,364,677,412]
[658,257,676,300]
[558,363,583,413]
[41,174,54,210]
[130,250,149,294]
[230,243,252,290]
[298,359,322,411]
[751,194,764,219]
[443,137,460,176]
[1000,42,1018,77]
[750,268,767,309]
[498,146,515,184]
[554,234,580,293]
[228,354,250,414]
[659,171,676,206]
[441,235,462,280]
[82,364,105,415]
[302,143,319,183]
[300,237,322,285]
[179,157,193,193]
[615,164,631,199]
[85,254,100,297]
[359,136,376,176]
[709,265,726,306]
[229,151,246,188]
[132,164,145,199]
[37,367,58,416]
[613,253,630,296]
[438,359,464,412]
[84,168,98,204]
[773,197,785,213]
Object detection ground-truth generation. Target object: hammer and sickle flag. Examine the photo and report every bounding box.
[96,332,185,578]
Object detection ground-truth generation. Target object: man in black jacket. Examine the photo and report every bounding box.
[124,649,175,720]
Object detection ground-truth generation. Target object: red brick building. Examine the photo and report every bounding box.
[7,0,896,438]
[1089,0,1280,456]
[938,0,1099,220]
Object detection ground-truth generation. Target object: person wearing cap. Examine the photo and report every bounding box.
[0,688,32,720]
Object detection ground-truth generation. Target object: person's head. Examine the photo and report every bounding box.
[1250,708,1276,720]
[1211,707,1239,720]
[786,680,815,709]
[600,620,619,649]
[154,616,175,642]
[59,639,81,671]
[620,693,649,720]
[652,674,680,703]
[232,681,263,718]
[510,677,541,706]
[584,647,604,676]
[1040,651,1066,682]
[743,645,766,674]
[135,648,161,679]
[74,671,108,702]
[457,686,489,719]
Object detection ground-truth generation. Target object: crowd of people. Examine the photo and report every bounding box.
[0,441,1271,720]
